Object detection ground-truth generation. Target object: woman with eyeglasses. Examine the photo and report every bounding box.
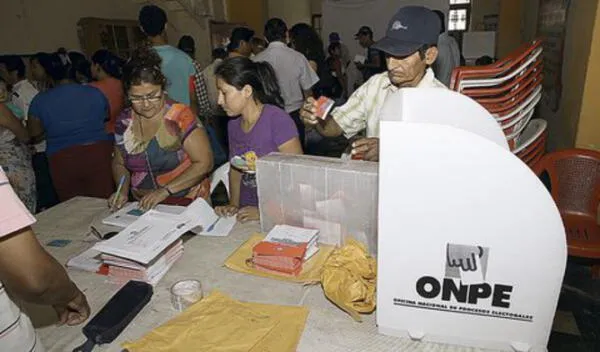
[109,45,213,211]
[27,53,114,203]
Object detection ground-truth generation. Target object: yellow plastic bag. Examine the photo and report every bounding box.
[321,239,377,322]
[122,291,308,352]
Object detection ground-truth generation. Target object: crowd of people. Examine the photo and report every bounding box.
[0,4,467,350]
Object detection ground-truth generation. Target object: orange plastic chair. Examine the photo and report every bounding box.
[460,60,543,98]
[533,149,600,277]
[518,130,548,168]
[450,39,542,90]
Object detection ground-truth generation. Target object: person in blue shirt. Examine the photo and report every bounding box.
[27,53,114,202]
[139,5,198,114]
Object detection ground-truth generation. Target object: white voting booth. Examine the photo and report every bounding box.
[376,89,567,351]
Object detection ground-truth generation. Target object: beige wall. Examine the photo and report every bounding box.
[0,0,223,65]
[226,0,266,33]
[496,0,524,58]
[575,1,600,149]
[470,0,500,31]
[0,0,141,54]
[267,0,311,26]
[311,0,322,14]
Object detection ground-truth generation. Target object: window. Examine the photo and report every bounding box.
[448,0,471,32]
[78,18,145,59]
[312,15,322,36]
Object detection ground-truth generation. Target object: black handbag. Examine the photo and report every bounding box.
[73,280,153,352]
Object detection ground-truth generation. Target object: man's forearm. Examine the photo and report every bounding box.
[0,228,80,306]
[29,254,80,306]
[316,117,344,138]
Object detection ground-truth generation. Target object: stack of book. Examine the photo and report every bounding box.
[67,240,184,286]
[251,225,319,276]
[102,240,184,285]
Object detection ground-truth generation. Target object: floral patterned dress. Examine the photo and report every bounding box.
[0,125,36,212]
[114,102,209,201]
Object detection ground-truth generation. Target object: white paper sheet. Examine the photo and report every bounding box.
[102,202,186,228]
[94,199,209,264]
[264,224,319,245]
[198,216,236,237]
[66,247,103,272]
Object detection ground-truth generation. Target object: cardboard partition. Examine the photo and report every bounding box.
[377,121,566,351]
[378,88,510,150]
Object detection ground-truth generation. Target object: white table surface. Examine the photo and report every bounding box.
[31,197,496,352]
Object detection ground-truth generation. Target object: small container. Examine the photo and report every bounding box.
[170,279,203,312]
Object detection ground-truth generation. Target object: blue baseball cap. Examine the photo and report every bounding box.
[329,32,341,42]
[372,6,440,57]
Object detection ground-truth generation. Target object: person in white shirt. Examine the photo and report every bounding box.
[301,6,446,162]
[2,55,39,119]
[432,10,461,87]
[253,18,319,146]
[0,168,90,352]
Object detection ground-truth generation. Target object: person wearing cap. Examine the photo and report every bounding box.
[329,32,351,67]
[354,26,386,81]
[228,27,255,58]
[432,10,461,87]
[301,6,446,162]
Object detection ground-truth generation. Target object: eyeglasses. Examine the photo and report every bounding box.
[128,91,163,104]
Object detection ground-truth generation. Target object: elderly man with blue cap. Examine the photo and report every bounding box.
[301,6,447,161]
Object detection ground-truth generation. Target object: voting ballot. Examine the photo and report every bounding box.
[376,89,567,351]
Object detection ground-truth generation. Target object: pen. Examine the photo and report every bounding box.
[206,217,221,233]
[90,226,103,241]
[112,175,126,210]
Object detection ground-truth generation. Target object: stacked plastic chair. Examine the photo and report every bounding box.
[450,39,546,168]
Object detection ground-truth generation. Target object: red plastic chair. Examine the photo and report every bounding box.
[518,130,548,168]
[460,60,543,98]
[533,149,600,277]
[450,39,542,90]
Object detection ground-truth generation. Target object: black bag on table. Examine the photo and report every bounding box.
[73,280,153,352]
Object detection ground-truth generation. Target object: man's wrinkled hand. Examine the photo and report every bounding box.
[351,138,379,161]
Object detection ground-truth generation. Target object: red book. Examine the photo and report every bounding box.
[252,240,307,276]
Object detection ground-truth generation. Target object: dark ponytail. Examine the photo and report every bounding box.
[215,56,284,108]
[91,49,124,79]
[122,44,167,92]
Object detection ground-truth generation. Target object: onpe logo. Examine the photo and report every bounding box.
[416,243,513,308]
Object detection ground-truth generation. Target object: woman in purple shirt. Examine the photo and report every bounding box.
[215,57,303,223]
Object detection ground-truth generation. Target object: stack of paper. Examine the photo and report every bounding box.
[67,247,107,274]
[91,198,235,285]
[251,225,319,276]
[102,240,184,285]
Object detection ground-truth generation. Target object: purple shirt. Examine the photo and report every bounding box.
[228,104,298,207]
